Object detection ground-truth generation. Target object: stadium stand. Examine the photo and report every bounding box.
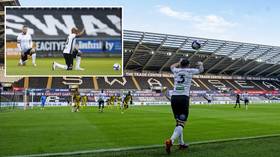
[0,3,279,105]
[28,77,48,89]
[8,75,278,91]
[134,77,171,90]
[124,30,280,78]
[97,77,136,89]
[51,77,75,89]
[9,75,280,93]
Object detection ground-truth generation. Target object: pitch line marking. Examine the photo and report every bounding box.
[8,133,280,157]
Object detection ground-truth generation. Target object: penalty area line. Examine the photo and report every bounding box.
[8,133,280,157]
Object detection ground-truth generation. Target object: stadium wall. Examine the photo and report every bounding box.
[1,75,280,107]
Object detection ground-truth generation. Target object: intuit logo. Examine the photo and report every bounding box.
[78,41,115,51]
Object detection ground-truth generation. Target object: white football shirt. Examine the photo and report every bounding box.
[97,92,106,101]
[17,33,32,53]
[171,67,201,96]
[63,33,76,54]
[243,93,249,100]
[206,94,212,100]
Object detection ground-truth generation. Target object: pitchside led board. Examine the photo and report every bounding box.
[5,6,123,76]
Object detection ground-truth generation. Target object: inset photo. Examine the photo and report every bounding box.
[5,6,123,76]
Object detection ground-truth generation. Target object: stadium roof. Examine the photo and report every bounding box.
[0,2,279,78]
[123,30,280,78]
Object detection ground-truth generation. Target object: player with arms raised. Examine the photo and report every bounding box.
[17,25,36,66]
[52,27,85,71]
[165,58,204,154]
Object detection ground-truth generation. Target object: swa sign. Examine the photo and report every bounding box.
[5,7,122,40]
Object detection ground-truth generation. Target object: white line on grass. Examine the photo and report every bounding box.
[8,134,280,157]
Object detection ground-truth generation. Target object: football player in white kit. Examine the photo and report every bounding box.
[165,58,204,154]
[17,26,36,66]
[52,27,85,71]
[97,89,107,112]
[242,91,249,110]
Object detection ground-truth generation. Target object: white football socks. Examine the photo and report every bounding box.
[178,131,184,145]
[170,125,183,144]
[32,53,36,65]
[54,62,67,69]
[19,59,23,65]
[76,56,81,69]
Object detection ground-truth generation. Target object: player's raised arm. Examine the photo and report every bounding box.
[76,28,85,37]
[170,58,182,70]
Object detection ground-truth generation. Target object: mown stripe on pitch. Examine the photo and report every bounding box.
[8,133,280,157]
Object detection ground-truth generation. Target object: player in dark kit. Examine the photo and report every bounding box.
[234,93,241,108]
[53,27,85,71]
[165,58,204,154]
[121,91,133,112]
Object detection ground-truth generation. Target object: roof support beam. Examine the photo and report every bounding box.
[218,46,259,75]
[243,63,267,76]
[243,51,280,76]
[125,32,145,69]
[159,53,176,72]
[231,48,273,75]
[159,38,189,72]
[143,36,167,70]
[265,65,280,77]
[242,52,280,76]
[244,54,279,76]
[129,59,143,67]
[202,42,227,63]
[205,44,243,74]
[256,62,280,76]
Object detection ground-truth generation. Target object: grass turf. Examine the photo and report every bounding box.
[5,57,122,76]
[76,136,280,157]
[0,104,280,156]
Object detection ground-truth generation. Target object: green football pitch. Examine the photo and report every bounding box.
[5,57,122,76]
[1,104,280,157]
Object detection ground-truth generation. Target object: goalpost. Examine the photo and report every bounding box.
[0,88,24,111]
